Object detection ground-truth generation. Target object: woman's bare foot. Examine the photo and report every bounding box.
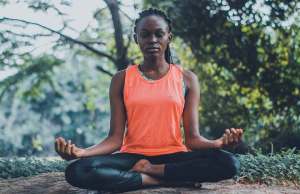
[130,160,202,188]
[130,159,165,177]
[131,159,151,173]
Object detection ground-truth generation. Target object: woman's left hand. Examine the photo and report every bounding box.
[216,128,243,148]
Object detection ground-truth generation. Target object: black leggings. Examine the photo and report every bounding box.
[65,148,240,192]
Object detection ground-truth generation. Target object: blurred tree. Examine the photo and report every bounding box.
[0,0,143,100]
[0,0,143,156]
[0,53,112,156]
[145,0,300,152]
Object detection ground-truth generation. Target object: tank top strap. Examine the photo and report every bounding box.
[124,64,137,83]
[172,64,187,97]
[124,64,136,99]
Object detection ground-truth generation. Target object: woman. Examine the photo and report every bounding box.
[55,8,243,193]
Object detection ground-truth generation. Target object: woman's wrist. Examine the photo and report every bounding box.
[79,148,90,158]
[213,138,223,149]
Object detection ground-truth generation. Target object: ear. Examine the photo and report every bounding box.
[134,34,138,44]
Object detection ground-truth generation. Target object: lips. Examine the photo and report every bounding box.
[146,47,160,52]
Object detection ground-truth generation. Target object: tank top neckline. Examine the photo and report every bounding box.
[136,63,173,84]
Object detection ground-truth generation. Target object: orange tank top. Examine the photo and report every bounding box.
[119,64,189,156]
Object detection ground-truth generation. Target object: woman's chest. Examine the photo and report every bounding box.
[124,81,184,109]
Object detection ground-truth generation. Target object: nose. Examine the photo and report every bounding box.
[149,34,158,43]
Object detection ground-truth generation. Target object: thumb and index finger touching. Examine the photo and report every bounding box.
[55,137,76,156]
[223,128,244,144]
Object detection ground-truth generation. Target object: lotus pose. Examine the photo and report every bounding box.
[55,8,243,193]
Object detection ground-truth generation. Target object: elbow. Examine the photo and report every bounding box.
[108,135,123,150]
[115,141,122,150]
[111,140,122,151]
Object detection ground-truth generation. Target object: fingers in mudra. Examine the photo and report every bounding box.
[55,137,74,160]
[58,137,66,153]
[234,128,243,142]
[223,128,243,146]
[224,129,231,144]
[66,139,72,155]
[228,129,234,143]
[230,128,239,143]
[238,128,243,138]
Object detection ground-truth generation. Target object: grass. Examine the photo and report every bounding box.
[1,150,300,185]
[236,149,300,185]
[0,156,67,179]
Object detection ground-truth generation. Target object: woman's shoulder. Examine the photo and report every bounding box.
[173,64,198,88]
[182,69,198,81]
[112,64,137,80]
[110,69,126,93]
[112,69,126,82]
[111,64,137,89]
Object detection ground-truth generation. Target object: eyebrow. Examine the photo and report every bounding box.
[139,28,165,31]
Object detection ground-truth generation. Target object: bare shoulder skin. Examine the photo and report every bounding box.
[182,69,202,147]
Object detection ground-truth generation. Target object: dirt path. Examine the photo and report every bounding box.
[0,172,299,194]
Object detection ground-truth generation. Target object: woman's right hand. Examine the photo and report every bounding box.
[55,137,86,161]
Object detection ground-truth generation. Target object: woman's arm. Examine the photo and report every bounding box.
[81,70,127,157]
[55,70,127,159]
[182,70,242,150]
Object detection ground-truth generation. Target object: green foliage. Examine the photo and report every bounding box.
[1,0,299,158]
[0,1,120,157]
[237,149,300,185]
[145,0,300,151]
[1,151,300,185]
[0,157,67,179]
[0,0,8,6]
[0,52,111,157]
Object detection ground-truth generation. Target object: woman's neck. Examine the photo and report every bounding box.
[140,56,170,80]
[142,56,169,73]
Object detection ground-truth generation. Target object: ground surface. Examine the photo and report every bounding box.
[0,172,299,194]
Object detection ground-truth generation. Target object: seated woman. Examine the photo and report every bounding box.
[55,8,243,193]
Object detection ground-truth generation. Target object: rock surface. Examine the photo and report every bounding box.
[0,172,299,194]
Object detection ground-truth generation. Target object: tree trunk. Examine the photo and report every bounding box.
[104,0,130,71]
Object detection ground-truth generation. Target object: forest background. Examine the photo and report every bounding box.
[0,0,300,158]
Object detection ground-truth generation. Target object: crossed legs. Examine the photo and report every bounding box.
[65,149,240,192]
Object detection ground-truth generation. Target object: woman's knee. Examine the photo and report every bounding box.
[228,155,240,178]
[218,150,240,178]
[65,159,86,187]
[65,157,100,187]
[64,156,123,189]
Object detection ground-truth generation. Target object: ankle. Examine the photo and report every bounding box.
[147,163,165,177]
[141,173,163,186]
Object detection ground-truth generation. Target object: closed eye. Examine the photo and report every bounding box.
[139,30,166,38]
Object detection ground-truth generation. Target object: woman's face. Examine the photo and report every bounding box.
[135,15,171,59]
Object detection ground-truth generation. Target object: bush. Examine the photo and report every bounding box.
[1,151,300,185]
[0,156,67,179]
[237,149,300,185]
